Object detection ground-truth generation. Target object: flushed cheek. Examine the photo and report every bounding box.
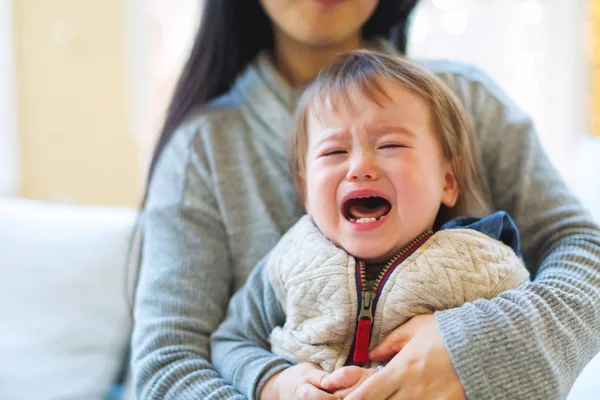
[311,168,339,194]
[390,186,428,222]
[390,168,420,196]
[307,180,338,220]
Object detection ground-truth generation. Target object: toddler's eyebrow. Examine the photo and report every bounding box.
[315,129,348,146]
[312,124,416,148]
[368,124,416,138]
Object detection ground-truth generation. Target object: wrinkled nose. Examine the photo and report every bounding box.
[348,171,374,181]
[346,154,379,181]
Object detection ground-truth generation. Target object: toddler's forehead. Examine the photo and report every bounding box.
[313,76,392,110]
[305,84,427,136]
[306,89,387,127]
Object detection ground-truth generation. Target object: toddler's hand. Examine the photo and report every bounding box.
[322,366,379,397]
[260,362,340,400]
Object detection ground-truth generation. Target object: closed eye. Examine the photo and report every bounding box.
[379,144,406,150]
[322,149,347,157]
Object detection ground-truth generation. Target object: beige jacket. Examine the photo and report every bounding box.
[267,215,530,373]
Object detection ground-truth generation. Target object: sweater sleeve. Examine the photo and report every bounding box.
[434,66,600,400]
[211,255,291,400]
[131,120,284,399]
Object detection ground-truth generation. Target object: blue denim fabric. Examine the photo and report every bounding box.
[106,384,125,400]
[439,211,521,257]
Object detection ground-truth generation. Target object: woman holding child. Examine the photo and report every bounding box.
[131,0,600,399]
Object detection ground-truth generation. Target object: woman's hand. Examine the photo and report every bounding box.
[332,315,466,400]
[260,362,341,400]
[320,366,379,397]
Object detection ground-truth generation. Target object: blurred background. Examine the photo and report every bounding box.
[0,0,598,216]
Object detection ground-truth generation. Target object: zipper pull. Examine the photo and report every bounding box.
[353,291,374,364]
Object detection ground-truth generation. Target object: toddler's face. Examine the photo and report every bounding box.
[302,79,458,263]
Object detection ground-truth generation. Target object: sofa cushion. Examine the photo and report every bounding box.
[0,197,137,400]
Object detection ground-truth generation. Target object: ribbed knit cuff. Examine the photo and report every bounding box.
[253,360,293,400]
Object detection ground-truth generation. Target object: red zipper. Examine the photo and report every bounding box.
[351,231,432,364]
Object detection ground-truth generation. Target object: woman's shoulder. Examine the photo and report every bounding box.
[176,92,247,143]
[414,58,486,81]
[149,94,246,195]
[413,58,492,89]
[160,91,251,170]
[413,58,525,113]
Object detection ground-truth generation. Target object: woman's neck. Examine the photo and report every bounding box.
[273,31,365,87]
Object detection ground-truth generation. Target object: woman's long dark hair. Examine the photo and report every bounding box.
[145,0,420,194]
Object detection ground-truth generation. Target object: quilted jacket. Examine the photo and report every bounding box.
[268,213,530,372]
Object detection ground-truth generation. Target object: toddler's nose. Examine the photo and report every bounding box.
[347,154,379,181]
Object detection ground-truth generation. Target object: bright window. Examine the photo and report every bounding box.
[407,0,590,173]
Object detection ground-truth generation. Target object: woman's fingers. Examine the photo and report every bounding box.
[369,325,412,361]
[369,315,430,361]
[302,367,331,389]
[330,368,379,398]
[344,364,403,400]
[273,363,339,400]
[297,381,340,400]
[322,366,365,391]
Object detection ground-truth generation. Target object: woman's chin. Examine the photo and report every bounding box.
[289,22,363,48]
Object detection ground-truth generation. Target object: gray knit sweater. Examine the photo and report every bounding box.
[132,50,600,400]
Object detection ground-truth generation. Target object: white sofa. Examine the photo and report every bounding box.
[0,197,135,400]
[0,196,598,399]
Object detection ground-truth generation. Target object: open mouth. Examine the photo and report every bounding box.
[342,196,391,224]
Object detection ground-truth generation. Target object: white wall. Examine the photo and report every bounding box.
[0,0,19,195]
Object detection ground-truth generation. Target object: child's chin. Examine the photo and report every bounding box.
[351,248,389,264]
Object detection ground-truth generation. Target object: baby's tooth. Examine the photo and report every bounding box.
[355,217,378,224]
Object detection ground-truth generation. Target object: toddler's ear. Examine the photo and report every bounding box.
[441,164,458,208]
